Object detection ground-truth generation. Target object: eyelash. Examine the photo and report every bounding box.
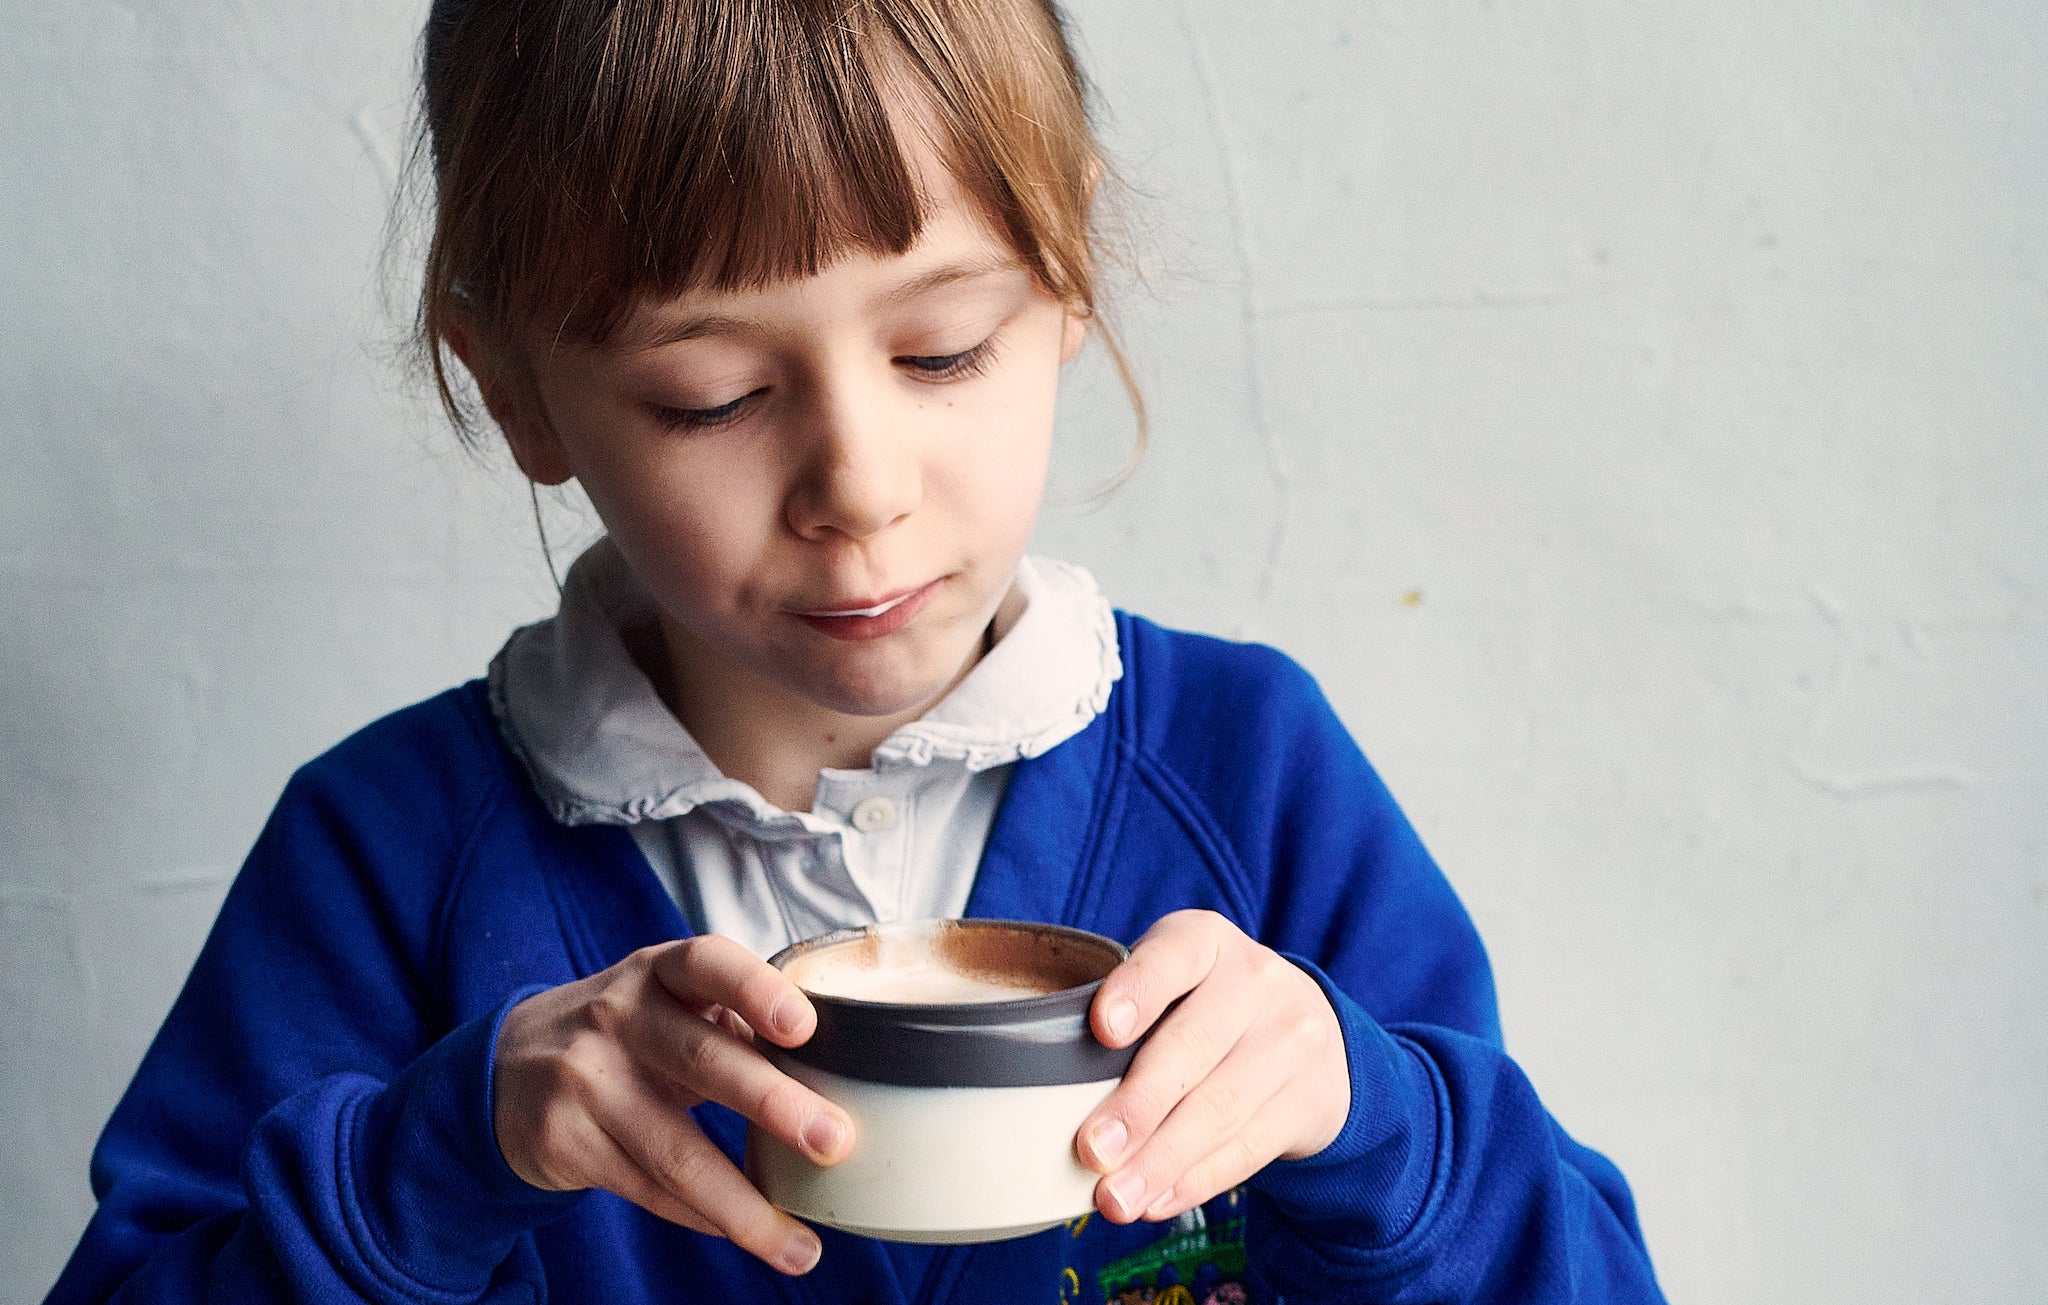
[651,338,1002,432]
[902,337,1001,382]
[654,393,753,431]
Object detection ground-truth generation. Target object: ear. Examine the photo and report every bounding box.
[1060,304,1092,364]
[443,321,575,486]
[1060,154,1105,366]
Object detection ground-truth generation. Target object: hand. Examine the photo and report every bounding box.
[492,935,855,1275]
[1076,910,1350,1224]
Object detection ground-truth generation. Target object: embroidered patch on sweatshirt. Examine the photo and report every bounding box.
[1083,1188,1252,1305]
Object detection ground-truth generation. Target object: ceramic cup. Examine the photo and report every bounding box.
[744,919,1136,1243]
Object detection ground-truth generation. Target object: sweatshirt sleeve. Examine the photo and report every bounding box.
[1156,637,1666,1303]
[44,755,584,1305]
[1246,959,1662,1303]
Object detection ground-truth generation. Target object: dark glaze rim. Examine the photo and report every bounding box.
[766,920,1138,1088]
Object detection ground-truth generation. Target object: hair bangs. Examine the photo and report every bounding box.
[445,2,946,348]
[419,0,1134,448]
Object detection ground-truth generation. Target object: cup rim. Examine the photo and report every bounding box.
[767,918,1128,1016]
[764,919,1139,1088]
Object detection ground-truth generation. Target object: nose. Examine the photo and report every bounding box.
[784,376,922,542]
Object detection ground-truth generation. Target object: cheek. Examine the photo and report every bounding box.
[957,354,1059,514]
[573,442,782,594]
[932,396,1052,536]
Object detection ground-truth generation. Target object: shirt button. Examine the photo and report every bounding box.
[850,795,897,833]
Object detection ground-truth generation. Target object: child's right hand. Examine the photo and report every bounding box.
[491,935,853,1275]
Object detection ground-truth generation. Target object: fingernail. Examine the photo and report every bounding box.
[1144,1186,1178,1220]
[1087,1118,1127,1167]
[1105,1170,1146,1220]
[802,1113,845,1160]
[771,995,803,1038]
[783,1230,822,1274]
[1105,999,1137,1042]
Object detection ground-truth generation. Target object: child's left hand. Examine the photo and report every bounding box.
[1076,909,1351,1223]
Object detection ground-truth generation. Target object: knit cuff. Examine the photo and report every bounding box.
[346,984,586,1295]
[1248,956,1442,1246]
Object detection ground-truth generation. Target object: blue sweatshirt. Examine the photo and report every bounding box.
[45,615,1664,1304]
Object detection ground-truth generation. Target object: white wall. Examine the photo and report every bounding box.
[2,2,2041,1302]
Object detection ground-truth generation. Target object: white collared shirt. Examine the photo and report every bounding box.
[488,538,1122,958]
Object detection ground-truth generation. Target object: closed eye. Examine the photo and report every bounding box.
[652,390,758,432]
[898,337,1000,381]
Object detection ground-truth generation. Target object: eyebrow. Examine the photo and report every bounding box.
[876,253,1026,308]
[630,254,1027,352]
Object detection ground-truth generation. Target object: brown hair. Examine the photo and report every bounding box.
[413,0,1144,461]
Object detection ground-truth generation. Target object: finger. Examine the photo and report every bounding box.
[1094,1044,1292,1223]
[650,935,818,1049]
[621,984,854,1165]
[592,1066,826,1276]
[1077,969,1260,1174]
[550,1103,721,1236]
[1128,1092,1299,1224]
[717,1005,756,1043]
[1091,910,1229,1049]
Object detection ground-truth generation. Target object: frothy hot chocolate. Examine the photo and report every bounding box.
[796,958,1062,1005]
[778,920,1117,1008]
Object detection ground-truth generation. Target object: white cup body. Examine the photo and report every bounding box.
[747,1059,1118,1243]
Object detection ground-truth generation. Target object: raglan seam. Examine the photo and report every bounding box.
[459,679,617,976]
[1101,612,1282,928]
[1059,622,1139,929]
[1122,747,1261,926]
[1061,720,1130,929]
[430,686,531,966]
[429,790,518,1027]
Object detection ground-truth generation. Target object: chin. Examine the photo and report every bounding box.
[800,644,963,720]
[809,673,949,720]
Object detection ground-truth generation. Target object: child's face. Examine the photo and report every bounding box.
[489,148,1086,730]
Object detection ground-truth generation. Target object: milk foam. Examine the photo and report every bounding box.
[796,957,1060,1004]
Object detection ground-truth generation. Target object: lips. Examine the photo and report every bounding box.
[790,579,940,640]
[791,587,925,620]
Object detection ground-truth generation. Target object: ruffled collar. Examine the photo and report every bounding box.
[488,537,1121,827]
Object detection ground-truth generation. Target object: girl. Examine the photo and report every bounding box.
[47,1,1664,1302]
